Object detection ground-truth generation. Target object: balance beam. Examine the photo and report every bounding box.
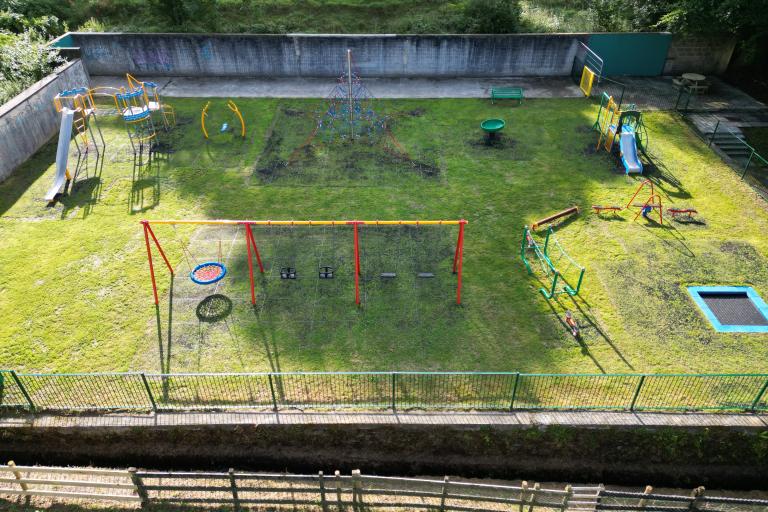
[532,206,579,231]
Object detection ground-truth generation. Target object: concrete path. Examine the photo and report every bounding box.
[90,75,584,99]
[2,410,765,429]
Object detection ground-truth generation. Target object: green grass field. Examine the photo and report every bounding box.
[1,97,768,375]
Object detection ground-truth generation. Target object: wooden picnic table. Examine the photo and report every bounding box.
[680,73,709,94]
[682,73,706,83]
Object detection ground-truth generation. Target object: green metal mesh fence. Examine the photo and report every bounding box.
[1,371,766,414]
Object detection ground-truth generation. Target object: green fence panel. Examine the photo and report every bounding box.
[145,373,273,410]
[633,374,767,411]
[3,371,768,413]
[15,372,152,410]
[0,370,32,410]
[587,33,672,76]
[395,372,517,410]
[514,374,639,410]
[276,372,391,409]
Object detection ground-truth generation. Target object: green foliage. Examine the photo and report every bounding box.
[587,0,628,32]
[77,17,108,33]
[0,30,63,104]
[151,0,220,30]
[462,0,521,33]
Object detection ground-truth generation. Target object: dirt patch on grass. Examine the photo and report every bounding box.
[252,106,443,184]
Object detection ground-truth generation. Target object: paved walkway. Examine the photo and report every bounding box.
[2,410,765,429]
[90,75,768,113]
[90,75,584,99]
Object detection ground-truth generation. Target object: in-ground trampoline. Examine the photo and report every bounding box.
[688,286,768,333]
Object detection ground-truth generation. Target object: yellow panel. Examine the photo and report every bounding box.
[580,66,596,97]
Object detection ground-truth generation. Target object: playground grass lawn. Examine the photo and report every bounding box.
[1,97,768,375]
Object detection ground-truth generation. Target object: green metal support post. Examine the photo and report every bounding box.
[751,378,768,412]
[140,373,157,413]
[521,226,533,274]
[268,373,278,412]
[509,373,521,411]
[10,371,35,412]
[391,373,397,412]
[629,375,646,411]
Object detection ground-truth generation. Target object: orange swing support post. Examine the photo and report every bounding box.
[142,219,467,307]
[633,194,663,224]
[141,220,174,305]
[626,180,663,224]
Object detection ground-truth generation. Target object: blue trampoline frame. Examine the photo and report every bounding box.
[687,286,768,333]
[190,262,227,285]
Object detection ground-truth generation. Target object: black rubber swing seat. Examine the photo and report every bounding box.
[280,267,297,279]
[319,266,334,279]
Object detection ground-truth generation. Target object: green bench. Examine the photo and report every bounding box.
[491,87,524,105]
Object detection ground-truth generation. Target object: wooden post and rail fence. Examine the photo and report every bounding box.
[0,464,766,512]
[6,461,768,512]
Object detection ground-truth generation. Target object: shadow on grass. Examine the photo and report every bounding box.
[0,142,56,217]
[527,258,635,373]
[642,153,691,200]
[130,156,160,214]
[638,217,696,259]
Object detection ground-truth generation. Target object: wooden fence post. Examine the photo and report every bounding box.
[335,470,343,512]
[561,485,572,512]
[8,461,28,497]
[352,469,362,510]
[128,467,149,508]
[440,476,450,512]
[229,468,240,511]
[638,485,653,509]
[528,483,540,512]
[319,471,329,512]
[519,481,529,512]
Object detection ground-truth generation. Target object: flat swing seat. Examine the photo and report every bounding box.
[417,272,435,278]
[280,267,297,279]
[380,272,397,278]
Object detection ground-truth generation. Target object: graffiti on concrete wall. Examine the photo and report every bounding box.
[131,47,173,72]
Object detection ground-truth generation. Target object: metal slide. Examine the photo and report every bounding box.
[619,129,643,174]
[45,108,75,201]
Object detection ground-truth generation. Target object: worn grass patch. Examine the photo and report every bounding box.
[1,98,768,374]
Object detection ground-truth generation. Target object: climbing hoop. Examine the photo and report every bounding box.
[190,262,227,285]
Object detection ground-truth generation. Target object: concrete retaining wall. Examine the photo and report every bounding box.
[0,60,90,183]
[2,423,767,488]
[663,36,736,75]
[64,33,591,78]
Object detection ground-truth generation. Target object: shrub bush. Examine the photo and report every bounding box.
[0,31,63,105]
[462,0,522,33]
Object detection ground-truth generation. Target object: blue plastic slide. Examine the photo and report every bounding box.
[619,127,643,174]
